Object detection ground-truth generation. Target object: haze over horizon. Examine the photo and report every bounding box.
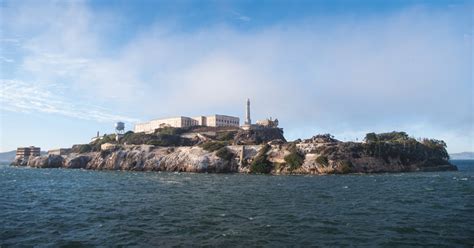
[0,0,472,153]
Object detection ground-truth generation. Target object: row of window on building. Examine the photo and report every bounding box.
[134,114,240,133]
[16,146,41,158]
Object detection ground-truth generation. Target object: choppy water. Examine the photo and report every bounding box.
[1,160,473,247]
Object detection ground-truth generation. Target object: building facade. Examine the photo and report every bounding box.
[134,115,240,133]
[47,148,71,156]
[206,115,240,127]
[16,146,41,158]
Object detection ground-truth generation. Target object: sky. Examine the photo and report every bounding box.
[0,0,472,153]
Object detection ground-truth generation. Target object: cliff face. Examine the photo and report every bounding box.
[12,139,457,174]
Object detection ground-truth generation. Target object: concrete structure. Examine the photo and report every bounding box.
[245,98,251,125]
[205,115,240,127]
[101,143,119,151]
[134,115,239,133]
[115,122,125,133]
[256,117,279,128]
[192,116,207,126]
[241,99,281,130]
[115,122,125,142]
[48,148,71,156]
[242,98,253,130]
[16,146,41,159]
[91,131,102,142]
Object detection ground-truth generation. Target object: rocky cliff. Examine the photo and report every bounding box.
[12,132,457,174]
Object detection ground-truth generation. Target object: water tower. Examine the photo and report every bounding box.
[115,121,125,141]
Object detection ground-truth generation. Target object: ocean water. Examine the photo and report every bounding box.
[0,161,473,247]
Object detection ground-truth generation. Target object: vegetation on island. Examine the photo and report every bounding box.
[72,134,116,153]
[215,147,234,161]
[14,126,457,174]
[121,128,190,146]
[310,131,451,168]
[215,130,238,142]
[63,128,453,174]
[250,144,272,174]
[284,143,305,171]
[315,155,329,167]
[362,131,449,165]
[234,127,286,145]
[72,144,92,154]
[200,141,228,152]
[336,160,353,174]
[199,141,234,161]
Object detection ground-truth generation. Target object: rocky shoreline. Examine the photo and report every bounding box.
[11,131,457,174]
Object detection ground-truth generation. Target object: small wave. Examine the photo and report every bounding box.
[158,179,183,185]
[389,226,420,234]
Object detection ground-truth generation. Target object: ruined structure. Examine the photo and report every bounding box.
[16,146,41,159]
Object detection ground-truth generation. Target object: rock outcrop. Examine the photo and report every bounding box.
[233,128,286,145]
[12,155,64,168]
[11,135,457,174]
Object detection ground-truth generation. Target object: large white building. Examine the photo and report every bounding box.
[134,114,240,133]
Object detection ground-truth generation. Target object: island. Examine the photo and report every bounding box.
[11,126,456,174]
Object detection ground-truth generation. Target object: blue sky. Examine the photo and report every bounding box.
[0,0,472,153]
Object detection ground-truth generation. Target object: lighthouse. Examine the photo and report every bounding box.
[245,98,251,125]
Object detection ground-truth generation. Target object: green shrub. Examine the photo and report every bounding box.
[316,155,329,167]
[72,144,90,153]
[146,140,169,146]
[361,133,450,165]
[216,147,234,161]
[122,132,154,145]
[200,141,228,152]
[155,127,185,136]
[364,132,378,143]
[338,160,353,174]
[250,144,272,174]
[364,131,410,143]
[157,134,182,146]
[216,131,237,141]
[121,131,185,146]
[90,134,116,151]
[284,144,305,171]
[421,138,449,160]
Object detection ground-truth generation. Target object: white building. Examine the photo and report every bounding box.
[134,114,239,133]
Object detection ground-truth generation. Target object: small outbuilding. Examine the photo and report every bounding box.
[47,148,72,156]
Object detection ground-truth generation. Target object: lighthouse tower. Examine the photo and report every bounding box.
[245,98,251,125]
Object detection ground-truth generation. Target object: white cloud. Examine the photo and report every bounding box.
[1,1,472,152]
[0,79,139,123]
[0,38,21,44]
[0,56,14,63]
[231,11,251,22]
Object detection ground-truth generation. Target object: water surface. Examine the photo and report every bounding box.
[1,160,473,247]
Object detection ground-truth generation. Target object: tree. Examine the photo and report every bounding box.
[364,133,377,143]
